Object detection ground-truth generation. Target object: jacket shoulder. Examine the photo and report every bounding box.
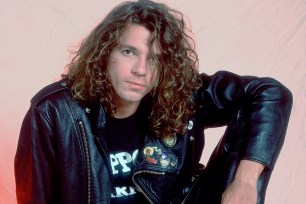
[31,79,70,106]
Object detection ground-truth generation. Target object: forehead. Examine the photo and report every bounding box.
[119,24,161,55]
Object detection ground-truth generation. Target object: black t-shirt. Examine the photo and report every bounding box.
[104,108,147,204]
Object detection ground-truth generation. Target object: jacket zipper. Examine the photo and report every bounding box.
[78,121,91,204]
[180,176,200,204]
[132,170,165,204]
[133,169,200,204]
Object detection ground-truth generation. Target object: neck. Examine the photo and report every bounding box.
[113,101,140,119]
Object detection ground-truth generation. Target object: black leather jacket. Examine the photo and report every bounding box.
[15,71,292,204]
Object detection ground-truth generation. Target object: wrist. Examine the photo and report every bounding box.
[234,160,265,183]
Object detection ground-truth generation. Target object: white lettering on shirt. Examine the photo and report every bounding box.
[110,150,139,199]
[111,186,137,198]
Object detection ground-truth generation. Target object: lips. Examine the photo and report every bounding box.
[125,81,147,91]
[126,81,146,87]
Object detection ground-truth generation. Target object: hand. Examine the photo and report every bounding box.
[221,160,264,204]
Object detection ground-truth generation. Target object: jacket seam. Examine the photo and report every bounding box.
[78,121,91,204]
[64,93,92,203]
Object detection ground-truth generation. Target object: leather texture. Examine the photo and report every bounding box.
[15,71,292,204]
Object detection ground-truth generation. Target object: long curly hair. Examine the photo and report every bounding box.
[63,0,201,138]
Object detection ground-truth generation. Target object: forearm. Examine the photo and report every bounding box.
[241,76,292,169]
[221,160,265,204]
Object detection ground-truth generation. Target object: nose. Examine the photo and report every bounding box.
[131,56,148,76]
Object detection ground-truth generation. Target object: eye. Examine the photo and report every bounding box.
[122,49,135,56]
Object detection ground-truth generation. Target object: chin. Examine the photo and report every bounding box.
[120,94,145,103]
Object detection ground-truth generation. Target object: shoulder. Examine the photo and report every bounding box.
[199,70,241,84]
[197,70,244,96]
[31,79,71,106]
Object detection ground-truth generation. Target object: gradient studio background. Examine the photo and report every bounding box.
[1,0,305,203]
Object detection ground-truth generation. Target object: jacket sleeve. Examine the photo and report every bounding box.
[15,104,57,204]
[196,70,293,169]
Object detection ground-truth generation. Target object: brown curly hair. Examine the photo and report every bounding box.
[63,0,201,138]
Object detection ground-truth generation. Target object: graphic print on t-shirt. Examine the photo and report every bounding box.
[110,149,139,199]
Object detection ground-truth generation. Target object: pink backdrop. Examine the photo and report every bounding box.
[1,0,305,203]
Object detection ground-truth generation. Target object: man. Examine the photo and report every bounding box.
[15,0,292,203]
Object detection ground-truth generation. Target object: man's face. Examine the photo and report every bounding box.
[107,24,160,107]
